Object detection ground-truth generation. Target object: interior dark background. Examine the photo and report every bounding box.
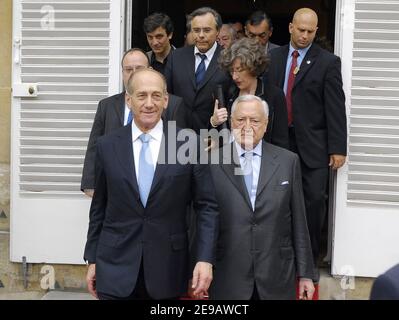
[131,0,336,50]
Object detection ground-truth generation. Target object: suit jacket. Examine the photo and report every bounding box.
[165,44,230,133]
[225,78,289,150]
[268,43,347,168]
[83,122,219,299]
[267,41,280,53]
[208,142,314,300]
[370,264,399,300]
[81,92,185,190]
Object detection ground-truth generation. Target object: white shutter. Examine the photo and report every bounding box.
[333,0,399,277]
[348,0,399,206]
[11,0,124,263]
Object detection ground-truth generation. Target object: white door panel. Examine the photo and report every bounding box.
[10,0,124,264]
[333,0,399,277]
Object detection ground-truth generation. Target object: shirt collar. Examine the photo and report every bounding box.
[151,45,176,64]
[234,139,263,157]
[288,42,312,58]
[194,41,218,61]
[132,119,163,143]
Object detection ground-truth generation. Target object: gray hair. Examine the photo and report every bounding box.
[231,95,269,117]
[187,7,223,30]
[221,23,237,40]
[218,37,269,77]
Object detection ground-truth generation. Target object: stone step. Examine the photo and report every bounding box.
[41,291,96,300]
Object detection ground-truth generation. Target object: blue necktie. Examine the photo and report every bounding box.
[127,111,133,124]
[242,151,253,199]
[138,133,154,207]
[195,53,207,86]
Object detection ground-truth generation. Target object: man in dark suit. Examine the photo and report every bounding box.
[81,48,185,197]
[143,12,175,76]
[267,8,347,282]
[370,264,399,300]
[245,11,279,54]
[84,69,219,300]
[165,7,229,134]
[209,95,314,300]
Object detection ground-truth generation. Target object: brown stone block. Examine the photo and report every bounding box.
[0,89,11,163]
[0,0,12,87]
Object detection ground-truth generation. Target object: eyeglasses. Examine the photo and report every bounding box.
[229,67,247,75]
[232,117,264,127]
[192,27,214,34]
[247,32,268,40]
[122,65,146,73]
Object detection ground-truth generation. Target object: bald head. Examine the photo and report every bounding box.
[293,8,318,25]
[289,8,318,49]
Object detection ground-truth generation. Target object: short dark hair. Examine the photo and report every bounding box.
[187,7,223,30]
[121,48,150,67]
[143,12,174,35]
[246,11,273,30]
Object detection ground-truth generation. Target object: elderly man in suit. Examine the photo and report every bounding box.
[165,7,229,134]
[208,95,314,300]
[267,8,347,282]
[84,68,219,300]
[81,48,185,197]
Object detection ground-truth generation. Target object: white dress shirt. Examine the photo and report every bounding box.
[283,43,312,95]
[124,103,132,125]
[194,41,218,72]
[235,140,263,210]
[131,119,163,183]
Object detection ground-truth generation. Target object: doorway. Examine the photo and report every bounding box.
[131,0,336,51]
[129,0,338,268]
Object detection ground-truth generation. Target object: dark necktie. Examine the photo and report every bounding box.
[195,53,207,86]
[285,50,299,126]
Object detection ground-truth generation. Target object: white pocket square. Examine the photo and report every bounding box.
[281,181,289,185]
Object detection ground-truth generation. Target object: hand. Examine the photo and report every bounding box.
[298,278,315,300]
[329,154,346,170]
[187,279,196,299]
[84,189,94,198]
[86,264,98,299]
[210,99,228,127]
[204,137,217,152]
[191,261,213,299]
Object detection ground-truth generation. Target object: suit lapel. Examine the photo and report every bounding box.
[187,46,197,90]
[294,44,319,88]
[113,124,140,198]
[219,143,253,210]
[276,45,290,88]
[255,143,279,198]
[116,92,126,126]
[196,45,221,92]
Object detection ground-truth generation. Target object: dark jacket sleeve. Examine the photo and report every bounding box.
[83,139,107,263]
[291,154,315,280]
[192,139,219,264]
[81,99,106,190]
[265,85,289,150]
[324,56,347,156]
